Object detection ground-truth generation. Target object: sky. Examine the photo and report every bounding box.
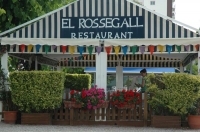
[175,0,200,29]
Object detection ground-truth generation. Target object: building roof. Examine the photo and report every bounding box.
[0,0,199,68]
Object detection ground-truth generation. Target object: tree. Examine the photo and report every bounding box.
[0,8,6,16]
[0,0,75,32]
[0,0,75,71]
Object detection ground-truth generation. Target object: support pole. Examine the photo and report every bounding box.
[95,52,107,96]
[116,66,123,90]
[93,73,96,86]
[1,52,9,90]
[1,52,8,75]
[143,92,148,127]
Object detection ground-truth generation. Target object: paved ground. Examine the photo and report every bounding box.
[0,122,199,132]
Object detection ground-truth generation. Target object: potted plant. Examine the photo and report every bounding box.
[64,90,83,108]
[9,71,65,125]
[110,89,141,109]
[83,85,108,110]
[0,67,17,124]
[147,73,200,128]
[65,85,108,110]
[188,96,200,129]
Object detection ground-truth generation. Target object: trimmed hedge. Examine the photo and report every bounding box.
[65,74,91,91]
[147,73,200,116]
[9,71,65,113]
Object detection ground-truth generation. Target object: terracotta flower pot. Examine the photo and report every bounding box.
[116,104,135,109]
[188,115,200,129]
[3,111,17,124]
[100,101,109,108]
[64,101,82,108]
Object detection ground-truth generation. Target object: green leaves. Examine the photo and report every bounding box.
[147,73,200,116]
[0,8,6,16]
[0,0,76,33]
[12,0,17,3]
[9,71,65,113]
[65,74,91,91]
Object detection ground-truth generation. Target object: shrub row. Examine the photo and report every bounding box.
[9,71,65,113]
[65,74,91,91]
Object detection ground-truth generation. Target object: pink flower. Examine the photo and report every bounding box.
[93,106,97,109]
[98,95,103,98]
[100,100,104,103]
[97,104,101,108]
[87,104,92,109]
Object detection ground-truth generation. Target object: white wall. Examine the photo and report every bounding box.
[143,0,167,16]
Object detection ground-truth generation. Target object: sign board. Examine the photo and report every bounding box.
[60,16,144,39]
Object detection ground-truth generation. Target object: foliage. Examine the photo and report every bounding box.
[0,8,6,16]
[147,73,200,116]
[188,95,200,115]
[125,79,132,89]
[186,59,198,75]
[41,65,52,71]
[69,85,106,110]
[0,66,16,111]
[0,0,75,33]
[0,0,75,71]
[0,67,7,101]
[9,71,65,113]
[110,89,141,108]
[62,67,84,74]
[65,74,91,90]
[107,75,115,85]
[69,90,82,104]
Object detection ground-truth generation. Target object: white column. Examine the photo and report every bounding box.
[1,52,8,75]
[198,52,200,75]
[95,52,107,93]
[35,56,38,70]
[1,52,9,90]
[116,66,123,90]
[93,73,96,86]
[57,66,61,71]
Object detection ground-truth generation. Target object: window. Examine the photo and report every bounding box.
[150,1,155,5]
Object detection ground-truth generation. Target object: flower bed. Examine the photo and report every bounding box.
[110,89,141,108]
[65,85,107,110]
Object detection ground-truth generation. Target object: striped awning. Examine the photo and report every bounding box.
[0,0,199,47]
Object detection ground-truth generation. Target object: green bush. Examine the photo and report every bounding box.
[147,73,200,116]
[9,71,65,113]
[65,74,91,91]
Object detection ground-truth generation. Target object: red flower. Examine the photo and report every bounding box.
[70,90,75,95]
[110,90,141,107]
[81,90,87,98]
